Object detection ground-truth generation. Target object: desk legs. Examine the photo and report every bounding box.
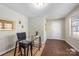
[39,36,41,50]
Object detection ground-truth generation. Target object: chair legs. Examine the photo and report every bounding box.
[30,43,32,56]
[19,47,22,56]
[14,41,18,56]
[24,48,26,56]
[27,47,29,56]
[24,47,29,56]
[14,42,32,56]
[14,47,30,56]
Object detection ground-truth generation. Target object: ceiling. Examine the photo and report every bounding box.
[0,3,79,19]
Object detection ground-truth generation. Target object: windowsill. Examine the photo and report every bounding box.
[0,29,15,31]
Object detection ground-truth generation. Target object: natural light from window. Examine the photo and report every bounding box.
[71,15,79,38]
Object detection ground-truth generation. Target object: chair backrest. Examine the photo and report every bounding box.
[17,32,26,41]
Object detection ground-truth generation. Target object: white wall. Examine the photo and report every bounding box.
[28,17,46,43]
[65,5,79,52]
[0,5,28,55]
[46,19,65,40]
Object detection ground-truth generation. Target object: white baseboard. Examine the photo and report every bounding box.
[65,40,79,52]
[0,46,15,55]
[47,39,64,40]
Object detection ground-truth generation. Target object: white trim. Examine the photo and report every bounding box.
[65,40,79,52]
[47,39,64,40]
[0,46,15,55]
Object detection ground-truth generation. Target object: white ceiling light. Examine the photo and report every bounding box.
[33,3,47,9]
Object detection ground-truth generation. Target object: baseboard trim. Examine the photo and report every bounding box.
[65,40,79,52]
[0,46,15,56]
[47,39,64,40]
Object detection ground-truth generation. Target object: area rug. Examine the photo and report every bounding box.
[41,39,79,56]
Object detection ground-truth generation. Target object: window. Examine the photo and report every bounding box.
[0,22,2,29]
[71,15,79,37]
[71,16,79,32]
[0,19,14,31]
[4,23,13,30]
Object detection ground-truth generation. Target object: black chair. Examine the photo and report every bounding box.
[17,32,26,41]
[14,32,32,56]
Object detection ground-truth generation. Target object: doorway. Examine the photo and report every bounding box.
[46,20,64,40]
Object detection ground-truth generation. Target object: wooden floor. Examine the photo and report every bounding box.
[41,39,79,56]
[3,39,79,56]
[3,45,45,56]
